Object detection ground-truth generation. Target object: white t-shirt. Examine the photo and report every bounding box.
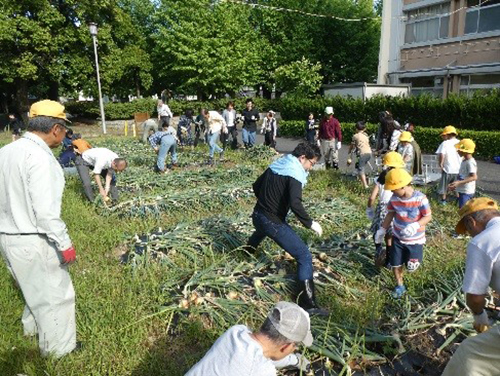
[435,138,461,174]
[82,148,118,174]
[463,217,500,295]
[185,325,277,376]
[457,157,477,194]
[158,104,172,117]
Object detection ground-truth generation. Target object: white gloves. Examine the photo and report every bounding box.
[366,207,374,220]
[473,310,494,332]
[273,353,311,372]
[337,141,341,150]
[400,222,420,238]
[311,221,323,237]
[375,228,386,244]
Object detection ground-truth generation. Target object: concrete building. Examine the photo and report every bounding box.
[378,0,500,97]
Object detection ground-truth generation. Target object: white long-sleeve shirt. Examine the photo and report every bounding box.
[82,148,118,174]
[0,132,72,251]
[158,104,172,118]
[207,111,227,134]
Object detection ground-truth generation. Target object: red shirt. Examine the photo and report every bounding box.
[319,116,342,141]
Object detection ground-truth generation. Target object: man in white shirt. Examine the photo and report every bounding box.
[0,100,77,357]
[435,125,461,205]
[157,99,173,129]
[186,301,313,376]
[222,101,238,150]
[75,147,127,202]
[203,110,228,164]
[443,198,500,376]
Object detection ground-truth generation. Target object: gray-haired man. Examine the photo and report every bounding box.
[0,100,77,357]
[186,301,312,376]
[443,198,500,375]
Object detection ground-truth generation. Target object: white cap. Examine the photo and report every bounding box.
[325,107,334,115]
[268,302,314,346]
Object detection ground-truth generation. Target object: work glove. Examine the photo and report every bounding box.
[337,141,341,150]
[347,158,352,165]
[473,310,494,333]
[366,207,374,220]
[375,228,386,244]
[273,353,311,373]
[311,221,323,237]
[61,246,76,265]
[400,222,420,238]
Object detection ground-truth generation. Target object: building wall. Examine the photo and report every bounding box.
[378,0,500,97]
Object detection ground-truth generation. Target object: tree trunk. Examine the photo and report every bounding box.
[135,74,141,98]
[48,80,59,100]
[14,79,30,125]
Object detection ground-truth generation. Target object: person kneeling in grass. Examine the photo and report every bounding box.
[375,168,432,298]
[247,142,326,315]
[186,301,312,376]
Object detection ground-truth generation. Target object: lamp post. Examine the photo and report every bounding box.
[89,22,106,134]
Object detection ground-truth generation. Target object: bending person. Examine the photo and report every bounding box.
[75,147,127,202]
[247,142,327,315]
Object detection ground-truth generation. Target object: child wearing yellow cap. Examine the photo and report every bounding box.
[375,168,432,298]
[448,139,477,208]
[398,131,414,173]
[436,125,461,205]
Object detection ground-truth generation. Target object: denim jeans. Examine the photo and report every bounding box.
[248,211,313,281]
[208,131,223,158]
[458,193,474,208]
[242,128,256,147]
[157,135,177,171]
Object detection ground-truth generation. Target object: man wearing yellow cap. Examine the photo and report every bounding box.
[436,125,461,205]
[0,100,77,357]
[448,139,477,209]
[442,198,500,376]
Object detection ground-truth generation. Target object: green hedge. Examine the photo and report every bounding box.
[279,120,500,160]
[65,90,500,130]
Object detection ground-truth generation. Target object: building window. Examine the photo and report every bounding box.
[401,76,444,96]
[404,3,450,44]
[465,0,500,34]
[460,73,500,96]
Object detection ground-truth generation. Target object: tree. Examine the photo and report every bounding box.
[274,57,322,97]
[153,0,264,100]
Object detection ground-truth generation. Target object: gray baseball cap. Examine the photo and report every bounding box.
[268,302,314,347]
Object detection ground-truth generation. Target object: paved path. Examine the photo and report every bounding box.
[262,134,500,202]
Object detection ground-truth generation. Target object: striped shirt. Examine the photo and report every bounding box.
[387,190,431,244]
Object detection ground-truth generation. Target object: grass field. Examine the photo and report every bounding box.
[0,131,473,375]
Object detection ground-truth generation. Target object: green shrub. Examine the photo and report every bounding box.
[64,90,500,130]
[279,120,500,159]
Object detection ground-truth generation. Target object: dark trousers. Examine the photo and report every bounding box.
[222,127,238,150]
[75,155,118,202]
[158,116,170,128]
[264,132,276,148]
[248,211,313,281]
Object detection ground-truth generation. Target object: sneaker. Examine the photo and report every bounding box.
[439,200,447,206]
[392,285,406,299]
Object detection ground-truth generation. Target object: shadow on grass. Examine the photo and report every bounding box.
[131,317,218,376]
[0,345,48,376]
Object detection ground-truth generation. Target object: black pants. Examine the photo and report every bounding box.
[75,155,119,202]
[222,127,238,150]
[264,132,276,148]
[158,116,170,129]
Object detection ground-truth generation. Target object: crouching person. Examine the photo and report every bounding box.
[149,124,178,172]
[75,147,127,202]
[247,142,327,315]
[375,168,432,298]
[186,301,313,376]
[442,198,500,376]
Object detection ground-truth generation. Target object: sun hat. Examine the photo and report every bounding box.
[382,151,405,168]
[325,107,334,115]
[399,131,413,142]
[455,138,475,154]
[384,168,412,191]
[441,125,458,136]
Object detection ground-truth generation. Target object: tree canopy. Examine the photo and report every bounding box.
[0,0,380,112]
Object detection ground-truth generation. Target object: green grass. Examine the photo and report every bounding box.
[0,134,473,375]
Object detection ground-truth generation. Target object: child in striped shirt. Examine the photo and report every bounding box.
[375,168,432,298]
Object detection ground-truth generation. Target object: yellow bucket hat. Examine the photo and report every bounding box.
[384,168,413,191]
[455,138,475,154]
[399,131,413,142]
[382,151,405,168]
[441,125,458,136]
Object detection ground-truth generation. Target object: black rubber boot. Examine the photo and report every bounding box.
[333,163,339,170]
[298,280,329,316]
